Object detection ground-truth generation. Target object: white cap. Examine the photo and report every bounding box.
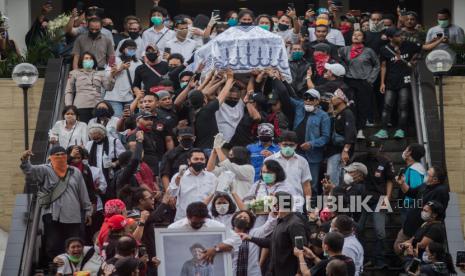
[324,63,346,77]
[303,89,320,99]
[344,162,368,176]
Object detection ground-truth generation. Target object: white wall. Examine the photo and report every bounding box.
[452,0,465,30]
[2,0,30,54]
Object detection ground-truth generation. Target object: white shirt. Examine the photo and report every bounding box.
[168,217,226,230]
[213,159,255,198]
[49,120,88,149]
[55,246,103,276]
[276,29,299,44]
[308,27,346,46]
[426,24,465,51]
[342,234,364,276]
[142,26,176,55]
[89,166,107,211]
[104,57,142,103]
[165,37,198,62]
[168,169,218,221]
[212,214,234,230]
[215,99,245,142]
[85,137,126,177]
[115,36,144,60]
[88,117,120,140]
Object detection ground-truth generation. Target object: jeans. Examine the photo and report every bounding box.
[107,100,133,118]
[309,162,321,196]
[43,214,82,262]
[346,78,373,130]
[381,88,410,130]
[326,153,342,186]
[358,204,386,264]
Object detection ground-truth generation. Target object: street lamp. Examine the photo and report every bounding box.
[425,49,454,170]
[12,63,38,150]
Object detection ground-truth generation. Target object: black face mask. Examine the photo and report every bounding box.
[233,218,250,230]
[229,157,241,164]
[278,23,290,31]
[225,99,239,107]
[128,31,139,40]
[146,52,158,62]
[180,138,194,149]
[95,108,111,118]
[88,31,100,39]
[103,25,113,32]
[190,221,205,230]
[320,101,330,112]
[240,22,253,26]
[259,136,272,143]
[191,162,205,172]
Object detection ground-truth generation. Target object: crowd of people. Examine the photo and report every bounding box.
[18,0,465,275]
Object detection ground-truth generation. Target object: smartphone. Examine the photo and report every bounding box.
[108,55,116,67]
[139,246,147,257]
[397,167,405,178]
[354,23,360,31]
[408,258,421,273]
[123,103,131,111]
[288,2,295,9]
[164,47,171,54]
[193,73,201,81]
[295,236,304,250]
[456,251,465,266]
[437,33,444,38]
[212,9,221,18]
[307,3,314,11]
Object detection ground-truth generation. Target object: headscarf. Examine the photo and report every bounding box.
[97,199,127,250]
[350,44,364,59]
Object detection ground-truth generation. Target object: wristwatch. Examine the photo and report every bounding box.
[137,221,146,227]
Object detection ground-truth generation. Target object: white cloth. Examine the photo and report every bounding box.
[85,137,125,174]
[142,26,176,55]
[104,57,142,103]
[212,213,234,230]
[165,38,198,62]
[55,246,103,276]
[168,217,226,230]
[88,117,120,140]
[49,120,88,149]
[308,27,346,46]
[168,169,218,221]
[89,166,107,211]
[222,214,277,275]
[342,234,364,276]
[215,100,245,142]
[276,28,300,44]
[115,37,144,60]
[213,159,254,198]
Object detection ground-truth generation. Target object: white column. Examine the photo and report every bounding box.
[452,0,465,30]
[3,0,30,54]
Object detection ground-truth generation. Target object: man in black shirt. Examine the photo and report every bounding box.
[375,27,422,140]
[155,90,178,132]
[303,24,340,62]
[308,232,356,276]
[133,44,169,95]
[98,236,138,275]
[354,137,394,268]
[365,11,388,55]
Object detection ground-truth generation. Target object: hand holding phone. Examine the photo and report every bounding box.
[295,236,304,250]
[408,258,421,274]
[456,251,465,266]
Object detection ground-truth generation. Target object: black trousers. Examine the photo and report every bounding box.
[381,87,410,130]
[77,108,94,124]
[346,78,373,130]
[43,214,82,262]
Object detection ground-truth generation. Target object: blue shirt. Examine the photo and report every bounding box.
[247,142,280,181]
[404,162,425,205]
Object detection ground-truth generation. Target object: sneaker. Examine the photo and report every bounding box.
[357,130,366,140]
[374,129,389,139]
[394,129,405,139]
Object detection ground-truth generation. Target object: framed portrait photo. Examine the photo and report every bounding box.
[155,227,233,276]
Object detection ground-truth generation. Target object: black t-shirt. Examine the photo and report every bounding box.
[412,222,445,247]
[380,41,422,90]
[159,146,190,178]
[296,112,310,146]
[156,107,178,133]
[365,31,388,55]
[315,79,349,95]
[327,107,356,157]
[229,110,261,147]
[353,153,395,203]
[310,254,356,276]
[133,62,169,91]
[194,99,220,149]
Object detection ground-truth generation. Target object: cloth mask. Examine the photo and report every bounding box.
[128,31,139,40]
[82,60,94,70]
[95,108,111,118]
[191,162,205,172]
[344,173,354,185]
[50,155,68,178]
[88,31,100,39]
[278,23,290,31]
[233,218,249,230]
[259,136,272,143]
[240,22,253,26]
[227,18,238,26]
[292,51,304,60]
[216,204,230,215]
[146,52,158,62]
[262,173,276,184]
[369,20,384,32]
[180,138,194,149]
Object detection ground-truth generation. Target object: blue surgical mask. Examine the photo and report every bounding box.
[438,19,449,28]
[126,49,136,57]
[227,18,238,27]
[82,60,94,70]
[262,173,276,185]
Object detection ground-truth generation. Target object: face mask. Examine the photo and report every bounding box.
[225,99,239,107]
[259,25,270,31]
[180,82,188,89]
[191,162,205,172]
[50,155,68,178]
[64,114,76,121]
[424,175,430,185]
[281,146,295,157]
[402,150,408,160]
[126,49,136,57]
[320,101,330,112]
[421,211,431,221]
[323,250,329,257]
[151,16,163,26]
[344,173,354,185]
[304,104,315,112]
[180,138,194,149]
[82,60,94,70]
[104,25,113,32]
[88,31,100,39]
[369,20,384,32]
[292,51,304,60]
[95,108,111,118]
[438,19,449,28]
[329,227,335,233]
[176,29,188,39]
[422,252,432,263]
[128,31,139,40]
[82,159,89,166]
[233,218,250,230]
[67,254,83,264]
[262,172,276,184]
[227,18,238,26]
[259,136,272,143]
[146,52,158,62]
[190,221,205,230]
[215,204,230,215]
[278,23,290,31]
[240,22,253,26]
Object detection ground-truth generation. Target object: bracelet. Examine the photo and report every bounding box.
[300,262,307,265]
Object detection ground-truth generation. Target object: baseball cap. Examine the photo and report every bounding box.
[156,90,171,100]
[257,123,274,137]
[315,19,329,26]
[49,146,66,155]
[107,214,128,230]
[344,162,368,176]
[384,27,402,38]
[177,127,195,137]
[304,89,321,100]
[136,111,155,120]
[267,92,279,104]
[324,63,346,77]
[333,88,348,103]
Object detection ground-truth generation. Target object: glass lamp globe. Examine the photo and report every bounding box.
[12,63,39,88]
[425,49,454,74]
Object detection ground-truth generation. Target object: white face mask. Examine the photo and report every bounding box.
[344,173,354,185]
[422,251,431,263]
[421,211,431,221]
[216,204,229,215]
[401,150,408,160]
[304,104,315,113]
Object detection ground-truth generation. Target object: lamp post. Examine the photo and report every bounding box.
[425,49,454,170]
[12,63,38,150]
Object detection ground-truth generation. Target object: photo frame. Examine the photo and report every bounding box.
[155,227,233,276]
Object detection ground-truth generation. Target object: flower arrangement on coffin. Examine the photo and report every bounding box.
[246,195,275,215]
[47,13,70,43]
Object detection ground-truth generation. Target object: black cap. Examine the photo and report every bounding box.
[49,146,66,155]
[267,92,279,104]
[177,127,195,137]
[136,111,155,120]
[384,27,402,38]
